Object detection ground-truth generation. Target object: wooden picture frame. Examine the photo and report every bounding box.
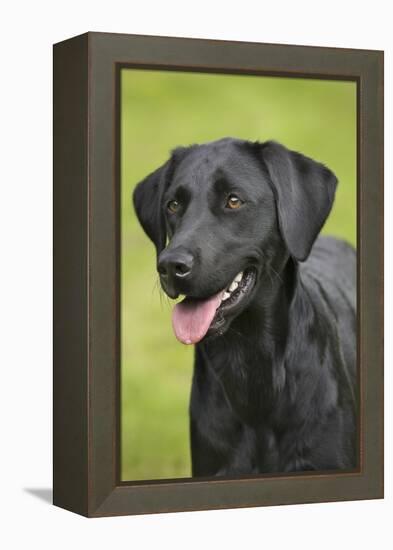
[53,32,384,517]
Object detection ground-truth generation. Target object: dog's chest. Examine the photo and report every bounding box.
[204,339,282,421]
[195,341,290,467]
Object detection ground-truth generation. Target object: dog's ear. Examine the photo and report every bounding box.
[259,141,338,262]
[133,156,177,254]
[133,148,188,254]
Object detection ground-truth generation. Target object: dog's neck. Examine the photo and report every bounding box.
[199,257,317,420]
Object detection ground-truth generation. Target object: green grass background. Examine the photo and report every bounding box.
[121,69,357,481]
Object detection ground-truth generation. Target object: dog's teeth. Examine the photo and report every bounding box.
[223,291,231,301]
[229,281,238,292]
[234,272,243,283]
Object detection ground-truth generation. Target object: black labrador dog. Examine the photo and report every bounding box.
[133,138,357,476]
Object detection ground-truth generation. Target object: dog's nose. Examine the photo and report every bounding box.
[157,250,194,280]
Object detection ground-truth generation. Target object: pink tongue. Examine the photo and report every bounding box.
[172,292,223,345]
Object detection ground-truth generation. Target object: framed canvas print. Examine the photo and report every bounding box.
[53,32,384,517]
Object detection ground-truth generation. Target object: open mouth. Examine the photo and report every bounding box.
[171,268,257,345]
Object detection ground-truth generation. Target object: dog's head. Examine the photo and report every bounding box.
[133,138,337,344]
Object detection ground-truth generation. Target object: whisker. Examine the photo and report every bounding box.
[151,276,171,310]
[203,240,219,255]
[226,325,252,344]
[269,265,284,285]
[268,271,275,287]
[152,276,160,295]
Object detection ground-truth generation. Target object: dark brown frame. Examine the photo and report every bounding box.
[53,32,384,517]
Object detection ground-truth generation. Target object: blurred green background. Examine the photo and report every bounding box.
[120,69,357,481]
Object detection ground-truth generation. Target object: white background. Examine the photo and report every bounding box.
[1,1,391,548]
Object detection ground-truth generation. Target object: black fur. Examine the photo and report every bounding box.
[133,138,357,476]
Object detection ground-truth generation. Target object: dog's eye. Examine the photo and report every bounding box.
[167,199,180,214]
[226,194,243,209]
